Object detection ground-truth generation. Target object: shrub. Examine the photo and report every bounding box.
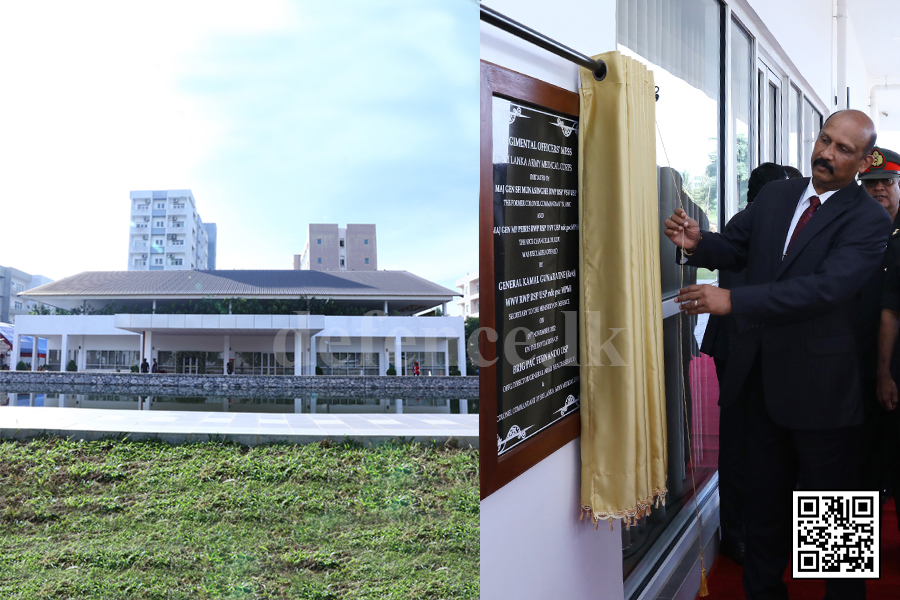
[66,360,78,372]
[131,365,139,373]
[386,367,397,376]
[449,366,461,376]
[16,361,28,371]
[315,366,324,375]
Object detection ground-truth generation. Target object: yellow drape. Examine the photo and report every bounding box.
[578,51,668,528]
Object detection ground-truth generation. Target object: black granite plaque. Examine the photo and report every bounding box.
[492,98,580,456]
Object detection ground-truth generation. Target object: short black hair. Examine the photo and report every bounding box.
[782,165,803,179]
[822,109,878,156]
[747,162,788,204]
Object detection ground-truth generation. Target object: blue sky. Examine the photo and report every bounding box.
[0,0,478,311]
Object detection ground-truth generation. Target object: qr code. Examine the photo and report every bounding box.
[792,491,879,578]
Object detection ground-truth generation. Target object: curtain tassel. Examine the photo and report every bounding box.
[698,567,709,597]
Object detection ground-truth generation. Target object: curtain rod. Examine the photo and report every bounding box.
[480,4,607,81]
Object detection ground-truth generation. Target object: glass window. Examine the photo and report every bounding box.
[364,258,369,264]
[317,238,322,244]
[731,21,753,212]
[802,98,823,174]
[364,239,369,245]
[317,258,322,264]
[789,85,801,170]
[769,82,778,161]
[618,0,721,580]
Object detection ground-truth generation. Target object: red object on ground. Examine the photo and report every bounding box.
[698,501,900,599]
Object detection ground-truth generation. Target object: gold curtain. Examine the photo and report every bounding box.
[578,51,668,528]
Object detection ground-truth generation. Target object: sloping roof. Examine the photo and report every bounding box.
[19,270,459,299]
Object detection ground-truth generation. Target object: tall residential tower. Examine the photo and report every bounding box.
[295,224,377,271]
[128,190,216,271]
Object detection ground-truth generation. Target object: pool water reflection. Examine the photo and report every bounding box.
[0,392,477,415]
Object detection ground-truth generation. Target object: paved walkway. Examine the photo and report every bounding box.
[0,407,479,448]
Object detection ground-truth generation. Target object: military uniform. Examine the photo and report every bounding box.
[859,147,900,521]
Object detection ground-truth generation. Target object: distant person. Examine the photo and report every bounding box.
[414,361,420,376]
[782,165,803,179]
[151,359,159,374]
[701,161,790,565]
[226,360,234,375]
[140,358,149,373]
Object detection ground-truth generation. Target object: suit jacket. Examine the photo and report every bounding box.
[684,177,891,429]
[700,268,745,366]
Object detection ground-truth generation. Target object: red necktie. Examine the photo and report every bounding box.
[786,196,820,254]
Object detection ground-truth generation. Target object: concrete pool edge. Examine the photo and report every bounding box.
[0,407,480,448]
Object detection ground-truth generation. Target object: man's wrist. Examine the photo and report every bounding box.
[682,230,702,256]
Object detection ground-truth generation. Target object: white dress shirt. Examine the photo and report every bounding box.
[782,180,838,255]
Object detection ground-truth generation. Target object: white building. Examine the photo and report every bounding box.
[12,270,464,376]
[454,271,479,318]
[0,265,53,324]
[128,190,216,271]
[480,1,900,600]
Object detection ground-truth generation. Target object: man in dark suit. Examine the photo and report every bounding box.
[664,109,888,600]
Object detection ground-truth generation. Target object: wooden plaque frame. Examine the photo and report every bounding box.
[479,61,581,499]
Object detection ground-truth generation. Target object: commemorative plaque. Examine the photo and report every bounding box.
[492,98,580,455]
[479,61,582,498]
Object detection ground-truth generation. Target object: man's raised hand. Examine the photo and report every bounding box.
[664,208,701,251]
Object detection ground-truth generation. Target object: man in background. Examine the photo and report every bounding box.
[701,162,789,565]
[864,147,900,528]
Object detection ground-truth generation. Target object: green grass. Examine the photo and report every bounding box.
[0,437,479,599]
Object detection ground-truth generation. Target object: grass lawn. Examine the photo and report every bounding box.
[0,437,479,599]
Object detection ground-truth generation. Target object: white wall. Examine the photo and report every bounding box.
[844,14,870,112]
[745,0,835,107]
[481,441,625,600]
[480,2,624,598]
[480,0,617,95]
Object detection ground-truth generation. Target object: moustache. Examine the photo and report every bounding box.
[813,157,834,175]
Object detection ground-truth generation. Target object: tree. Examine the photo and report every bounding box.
[464,316,479,375]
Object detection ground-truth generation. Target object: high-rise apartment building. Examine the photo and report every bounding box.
[455,271,479,318]
[295,224,377,271]
[0,265,53,324]
[128,190,216,271]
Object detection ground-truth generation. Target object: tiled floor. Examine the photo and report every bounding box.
[0,407,479,447]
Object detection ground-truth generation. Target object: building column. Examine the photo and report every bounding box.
[457,331,466,376]
[59,393,67,408]
[223,335,230,375]
[30,337,39,371]
[395,398,403,414]
[459,399,468,414]
[11,333,21,369]
[60,334,69,372]
[444,339,450,376]
[144,330,153,364]
[379,337,387,376]
[383,300,388,314]
[309,335,317,375]
[294,332,303,376]
[395,334,402,375]
[77,337,87,371]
